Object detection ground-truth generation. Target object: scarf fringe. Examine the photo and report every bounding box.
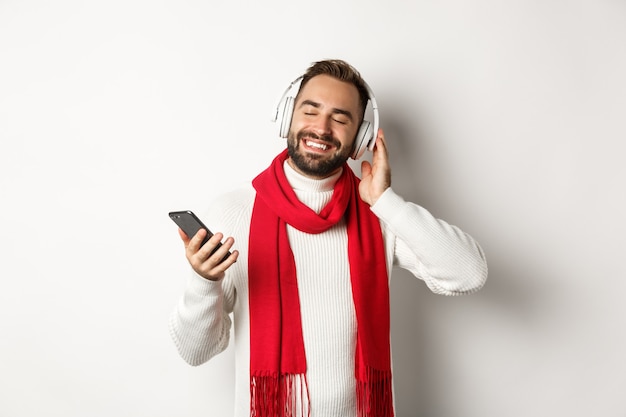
[251,373,310,417]
[356,367,394,417]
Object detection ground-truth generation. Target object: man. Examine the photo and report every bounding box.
[169,59,488,417]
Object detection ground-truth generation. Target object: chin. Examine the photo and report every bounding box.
[288,147,342,178]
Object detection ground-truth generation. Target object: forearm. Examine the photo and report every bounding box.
[169,272,233,366]
[372,188,488,295]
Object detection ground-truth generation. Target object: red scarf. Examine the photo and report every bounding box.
[249,149,393,417]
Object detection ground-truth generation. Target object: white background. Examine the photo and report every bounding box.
[1,0,625,416]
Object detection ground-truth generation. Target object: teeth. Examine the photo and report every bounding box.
[306,140,328,150]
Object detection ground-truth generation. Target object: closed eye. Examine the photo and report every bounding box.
[298,100,353,125]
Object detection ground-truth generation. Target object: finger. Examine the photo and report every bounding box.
[177,228,191,246]
[194,239,239,281]
[186,228,208,254]
[198,249,240,281]
[373,129,388,159]
[214,236,236,261]
[373,128,383,146]
[361,160,372,178]
[211,245,240,272]
[196,232,225,258]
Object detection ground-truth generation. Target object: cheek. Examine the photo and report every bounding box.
[341,126,360,147]
[290,110,308,125]
[288,114,306,133]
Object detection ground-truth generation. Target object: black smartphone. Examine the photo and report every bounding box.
[168,210,231,262]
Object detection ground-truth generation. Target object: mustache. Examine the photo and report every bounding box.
[297,131,341,148]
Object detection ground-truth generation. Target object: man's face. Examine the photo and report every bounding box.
[286,74,362,179]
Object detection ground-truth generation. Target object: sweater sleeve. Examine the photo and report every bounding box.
[371,188,488,295]
[168,272,234,366]
[168,187,252,367]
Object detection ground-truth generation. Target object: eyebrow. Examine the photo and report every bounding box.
[299,100,354,121]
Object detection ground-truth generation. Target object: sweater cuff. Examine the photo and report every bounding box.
[370,187,407,221]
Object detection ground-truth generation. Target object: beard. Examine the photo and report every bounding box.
[287,130,352,178]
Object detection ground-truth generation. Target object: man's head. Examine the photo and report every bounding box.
[297,60,370,121]
[287,59,370,179]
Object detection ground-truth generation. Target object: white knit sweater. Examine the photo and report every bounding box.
[169,162,488,417]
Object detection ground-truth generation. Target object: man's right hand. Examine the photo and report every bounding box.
[179,228,239,281]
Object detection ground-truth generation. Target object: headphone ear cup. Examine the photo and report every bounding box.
[278,96,295,138]
[351,120,372,160]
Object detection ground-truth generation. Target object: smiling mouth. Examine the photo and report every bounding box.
[305,140,330,151]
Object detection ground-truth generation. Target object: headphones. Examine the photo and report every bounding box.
[271,75,380,160]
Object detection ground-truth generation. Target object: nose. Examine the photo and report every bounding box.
[311,115,332,136]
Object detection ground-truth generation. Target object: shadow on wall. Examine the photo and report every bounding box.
[390,257,545,416]
[383,109,547,415]
[390,268,436,416]
[384,110,436,415]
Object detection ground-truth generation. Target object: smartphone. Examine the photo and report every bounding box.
[168,210,231,263]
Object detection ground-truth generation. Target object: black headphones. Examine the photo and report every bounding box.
[272,76,380,160]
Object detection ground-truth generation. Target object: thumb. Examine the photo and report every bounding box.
[178,228,194,247]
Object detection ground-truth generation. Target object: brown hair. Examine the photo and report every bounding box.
[297,59,370,120]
